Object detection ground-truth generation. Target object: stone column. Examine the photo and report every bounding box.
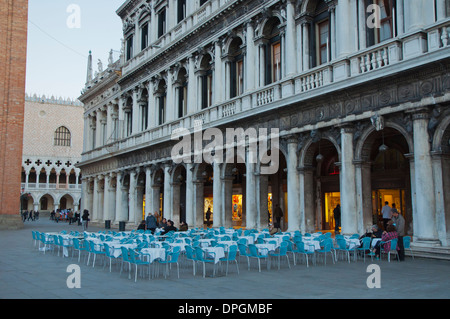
[171,179,181,225]
[95,111,102,148]
[97,175,105,221]
[145,167,152,217]
[132,88,139,134]
[298,166,315,233]
[339,125,358,235]
[185,163,194,226]
[410,109,439,245]
[92,176,99,221]
[214,40,223,104]
[246,147,257,229]
[258,171,269,230]
[163,164,172,220]
[335,0,357,58]
[213,161,222,227]
[355,161,373,234]
[81,177,89,213]
[194,180,204,228]
[431,152,448,246]
[187,55,197,115]
[285,0,297,77]
[286,136,300,231]
[128,170,137,223]
[301,18,310,71]
[245,20,255,92]
[114,171,126,223]
[222,174,234,228]
[103,174,112,223]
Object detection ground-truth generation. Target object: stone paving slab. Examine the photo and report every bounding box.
[1,219,449,304]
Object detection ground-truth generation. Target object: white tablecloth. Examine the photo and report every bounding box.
[197,239,215,247]
[263,237,283,245]
[255,243,278,256]
[302,239,321,252]
[203,247,225,263]
[217,241,237,251]
[140,248,166,263]
[105,243,138,257]
[237,236,254,244]
[346,238,361,249]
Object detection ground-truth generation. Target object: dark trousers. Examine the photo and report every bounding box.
[383,218,390,230]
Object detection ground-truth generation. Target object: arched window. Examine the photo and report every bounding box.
[262,17,282,85]
[228,37,244,98]
[366,0,395,46]
[54,126,71,146]
[200,54,213,109]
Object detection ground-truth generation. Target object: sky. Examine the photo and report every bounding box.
[26,0,126,101]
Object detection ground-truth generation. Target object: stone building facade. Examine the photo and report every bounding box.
[78,0,450,249]
[21,94,84,214]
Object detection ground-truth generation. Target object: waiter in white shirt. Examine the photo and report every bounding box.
[381,201,392,230]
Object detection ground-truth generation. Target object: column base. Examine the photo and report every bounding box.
[0,214,24,230]
[412,238,442,248]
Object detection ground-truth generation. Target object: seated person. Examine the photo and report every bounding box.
[137,220,146,230]
[159,217,168,229]
[179,220,188,231]
[161,219,178,235]
[269,222,281,235]
[372,224,399,258]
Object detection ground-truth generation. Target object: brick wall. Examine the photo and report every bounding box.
[0,0,28,219]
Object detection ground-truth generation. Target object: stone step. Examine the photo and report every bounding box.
[407,245,450,261]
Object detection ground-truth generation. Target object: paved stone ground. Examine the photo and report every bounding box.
[1,218,449,304]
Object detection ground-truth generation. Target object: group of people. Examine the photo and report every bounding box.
[21,210,39,222]
[50,209,78,224]
[361,201,406,261]
[138,211,188,235]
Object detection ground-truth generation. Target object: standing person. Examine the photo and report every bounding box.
[55,210,60,223]
[205,207,212,226]
[145,211,157,234]
[68,210,73,225]
[333,204,341,234]
[273,204,283,229]
[82,209,90,230]
[391,209,405,261]
[381,201,392,230]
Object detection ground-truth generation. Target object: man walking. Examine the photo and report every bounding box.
[391,209,405,261]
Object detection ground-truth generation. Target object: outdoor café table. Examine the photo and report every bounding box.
[168,242,187,252]
[343,236,361,249]
[104,243,138,257]
[140,248,166,263]
[255,243,278,256]
[217,241,238,251]
[197,238,215,247]
[237,236,255,244]
[203,246,225,263]
[302,239,321,252]
[263,237,283,245]
[44,232,83,257]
